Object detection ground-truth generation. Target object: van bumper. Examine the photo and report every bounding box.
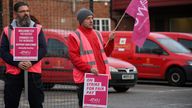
[109,72,137,87]
[183,66,192,81]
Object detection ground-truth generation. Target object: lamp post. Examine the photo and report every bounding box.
[9,0,13,23]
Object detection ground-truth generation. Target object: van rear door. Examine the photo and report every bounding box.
[42,33,73,84]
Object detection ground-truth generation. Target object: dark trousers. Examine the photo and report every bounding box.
[4,72,44,108]
[76,83,84,107]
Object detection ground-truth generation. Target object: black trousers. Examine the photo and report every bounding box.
[76,83,84,107]
[4,72,44,108]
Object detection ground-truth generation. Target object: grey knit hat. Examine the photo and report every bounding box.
[76,8,93,24]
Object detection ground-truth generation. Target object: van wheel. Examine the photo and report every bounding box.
[43,83,55,89]
[167,67,186,86]
[113,86,129,93]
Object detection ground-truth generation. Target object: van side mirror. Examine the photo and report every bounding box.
[152,48,163,55]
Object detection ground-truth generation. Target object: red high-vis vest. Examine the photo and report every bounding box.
[3,24,42,75]
[70,29,111,83]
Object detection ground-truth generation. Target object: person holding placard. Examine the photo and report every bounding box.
[0,2,47,108]
[68,8,115,108]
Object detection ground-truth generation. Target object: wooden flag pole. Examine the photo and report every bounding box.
[114,12,126,31]
[105,12,126,46]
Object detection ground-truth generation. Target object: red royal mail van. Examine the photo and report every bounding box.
[0,29,137,93]
[159,32,192,51]
[101,31,192,86]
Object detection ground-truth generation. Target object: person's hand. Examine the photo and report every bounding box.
[108,31,115,41]
[18,61,32,70]
[90,68,98,75]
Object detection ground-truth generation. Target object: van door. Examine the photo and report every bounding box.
[42,38,73,84]
[132,39,168,79]
[111,34,134,60]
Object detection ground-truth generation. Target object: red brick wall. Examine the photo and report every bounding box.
[94,1,110,18]
[1,0,112,31]
[2,0,10,28]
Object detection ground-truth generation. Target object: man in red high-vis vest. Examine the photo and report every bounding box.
[0,2,47,108]
[68,8,115,108]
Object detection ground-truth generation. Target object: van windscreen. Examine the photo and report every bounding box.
[157,38,191,53]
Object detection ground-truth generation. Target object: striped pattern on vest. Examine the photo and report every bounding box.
[70,29,111,83]
[74,30,108,66]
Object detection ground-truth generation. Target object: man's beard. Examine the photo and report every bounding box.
[17,15,31,27]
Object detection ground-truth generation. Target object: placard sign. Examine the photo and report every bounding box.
[83,73,109,108]
[14,27,38,61]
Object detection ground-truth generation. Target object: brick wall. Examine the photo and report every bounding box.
[2,0,10,29]
[1,0,112,31]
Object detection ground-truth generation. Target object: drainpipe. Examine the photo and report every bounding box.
[0,0,3,31]
[90,0,93,12]
[72,0,76,13]
[9,0,13,24]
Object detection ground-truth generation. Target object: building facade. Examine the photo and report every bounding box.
[112,0,192,33]
[1,0,192,33]
[0,0,111,33]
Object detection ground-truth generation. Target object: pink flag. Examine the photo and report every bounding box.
[125,0,150,47]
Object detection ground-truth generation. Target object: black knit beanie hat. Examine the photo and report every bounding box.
[76,8,93,24]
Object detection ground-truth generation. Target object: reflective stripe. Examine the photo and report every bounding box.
[75,30,105,55]
[104,60,108,64]
[74,31,84,55]
[101,49,105,53]
[88,60,107,65]
[88,61,96,65]
[8,27,12,50]
[83,50,93,54]
[95,31,104,45]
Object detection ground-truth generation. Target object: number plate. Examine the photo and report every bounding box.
[122,74,134,80]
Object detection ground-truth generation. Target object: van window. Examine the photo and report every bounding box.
[136,40,166,54]
[178,39,192,51]
[157,38,191,53]
[46,39,69,58]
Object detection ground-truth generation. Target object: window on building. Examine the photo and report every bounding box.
[93,18,111,31]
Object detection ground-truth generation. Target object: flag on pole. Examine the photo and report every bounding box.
[125,0,150,47]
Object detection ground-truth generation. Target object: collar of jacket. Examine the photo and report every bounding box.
[9,19,35,29]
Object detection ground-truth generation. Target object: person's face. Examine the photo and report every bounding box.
[81,15,94,29]
[15,5,31,27]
